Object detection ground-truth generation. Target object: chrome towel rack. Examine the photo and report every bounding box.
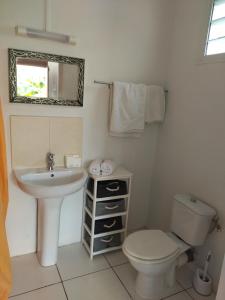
[94,80,168,93]
[94,80,113,88]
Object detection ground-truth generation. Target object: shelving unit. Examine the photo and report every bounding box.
[82,166,132,259]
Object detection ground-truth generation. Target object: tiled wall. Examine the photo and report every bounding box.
[10,116,83,168]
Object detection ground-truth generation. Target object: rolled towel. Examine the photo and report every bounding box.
[101,160,116,176]
[88,159,102,176]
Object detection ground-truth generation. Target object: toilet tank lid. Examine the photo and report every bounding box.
[174,194,216,217]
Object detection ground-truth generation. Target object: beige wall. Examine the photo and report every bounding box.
[10,116,83,168]
[0,0,175,256]
[148,0,225,290]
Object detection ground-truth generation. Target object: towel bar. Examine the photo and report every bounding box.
[94,80,168,93]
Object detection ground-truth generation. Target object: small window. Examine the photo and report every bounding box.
[206,0,225,55]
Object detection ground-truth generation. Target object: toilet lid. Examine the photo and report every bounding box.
[123,230,179,261]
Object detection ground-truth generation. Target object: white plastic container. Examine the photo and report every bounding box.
[64,154,81,168]
[193,268,212,296]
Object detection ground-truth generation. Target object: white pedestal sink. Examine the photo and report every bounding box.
[14,167,87,266]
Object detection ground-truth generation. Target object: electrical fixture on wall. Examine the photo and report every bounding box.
[15,0,76,45]
[15,26,76,45]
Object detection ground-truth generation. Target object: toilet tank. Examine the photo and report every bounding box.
[170,194,216,246]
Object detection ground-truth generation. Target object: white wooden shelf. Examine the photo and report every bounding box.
[83,223,91,236]
[82,239,91,254]
[89,166,132,181]
[84,206,127,220]
[86,189,130,202]
[82,166,132,259]
[84,225,126,239]
[84,206,92,218]
[94,228,126,238]
[96,194,130,202]
[93,245,123,256]
[95,211,127,220]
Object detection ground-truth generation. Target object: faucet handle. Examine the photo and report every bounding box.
[47,152,55,163]
[47,152,54,158]
[46,152,55,171]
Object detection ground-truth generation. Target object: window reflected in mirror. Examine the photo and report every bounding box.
[16,58,48,98]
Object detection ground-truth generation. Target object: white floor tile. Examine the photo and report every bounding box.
[9,283,67,300]
[10,253,61,297]
[114,262,184,299]
[104,250,128,267]
[161,282,184,299]
[57,243,110,280]
[113,263,136,298]
[165,291,192,300]
[186,288,216,300]
[176,265,194,289]
[64,269,131,300]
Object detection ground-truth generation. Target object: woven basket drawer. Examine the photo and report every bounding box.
[87,178,127,198]
[86,196,125,216]
[85,231,121,252]
[85,213,123,234]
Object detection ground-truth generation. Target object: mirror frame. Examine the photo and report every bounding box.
[8,48,85,106]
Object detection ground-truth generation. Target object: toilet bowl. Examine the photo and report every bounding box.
[123,230,188,300]
[122,194,216,300]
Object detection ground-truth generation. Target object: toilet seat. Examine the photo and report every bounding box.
[123,230,180,261]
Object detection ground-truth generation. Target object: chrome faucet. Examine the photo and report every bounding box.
[47,152,55,171]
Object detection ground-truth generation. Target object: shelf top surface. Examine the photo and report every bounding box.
[89,166,132,180]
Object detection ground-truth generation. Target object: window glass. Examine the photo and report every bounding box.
[17,65,48,98]
[206,0,225,55]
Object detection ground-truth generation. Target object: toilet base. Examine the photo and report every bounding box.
[135,272,166,300]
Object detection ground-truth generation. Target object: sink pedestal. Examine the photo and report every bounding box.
[37,197,64,267]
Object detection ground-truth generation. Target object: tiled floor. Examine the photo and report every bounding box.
[9,243,216,300]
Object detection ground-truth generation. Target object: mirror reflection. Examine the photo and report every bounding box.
[16,58,79,101]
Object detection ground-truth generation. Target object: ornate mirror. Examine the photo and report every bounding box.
[8,48,85,106]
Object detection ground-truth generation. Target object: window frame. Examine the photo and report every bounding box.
[198,0,225,64]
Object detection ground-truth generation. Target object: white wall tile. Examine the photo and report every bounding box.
[11,116,50,168]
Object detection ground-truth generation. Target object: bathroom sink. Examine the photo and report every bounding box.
[14,167,88,267]
[14,167,87,199]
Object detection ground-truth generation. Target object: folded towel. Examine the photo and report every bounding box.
[145,85,165,124]
[88,159,102,176]
[109,81,147,137]
[101,160,116,176]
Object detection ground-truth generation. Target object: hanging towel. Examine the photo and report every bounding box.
[145,85,165,124]
[88,159,102,176]
[0,98,12,300]
[109,81,147,137]
[101,160,116,176]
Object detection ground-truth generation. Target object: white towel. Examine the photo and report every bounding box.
[101,160,116,176]
[145,85,165,124]
[88,159,102,176]
[109,81,147,137]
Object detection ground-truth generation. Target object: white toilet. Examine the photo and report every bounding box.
[123,194,216,300]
